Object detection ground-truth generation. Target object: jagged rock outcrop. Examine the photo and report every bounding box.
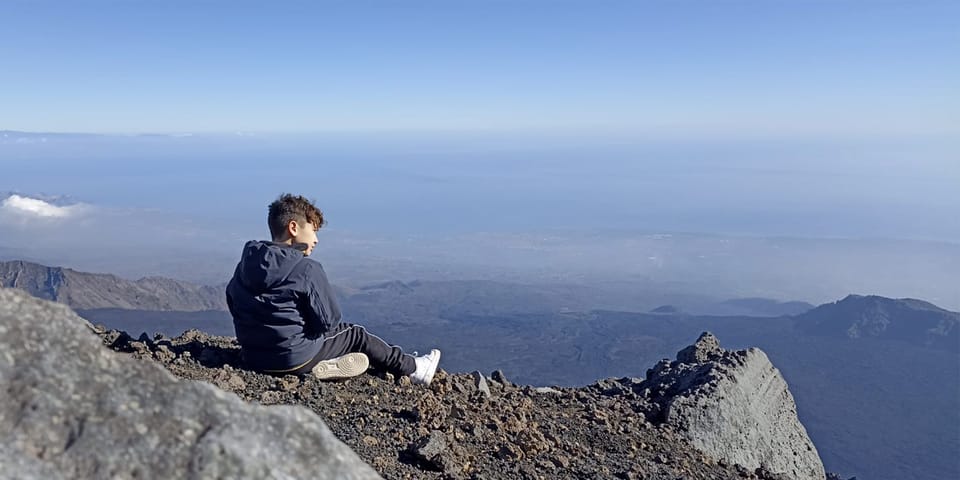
[0,260,226,311]
[0,288,380,479]
[638,332,825,480]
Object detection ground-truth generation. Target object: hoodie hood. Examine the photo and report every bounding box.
[234,240,306,293]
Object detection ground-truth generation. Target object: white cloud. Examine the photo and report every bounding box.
[0,195,223,250]
[0,194,87,219]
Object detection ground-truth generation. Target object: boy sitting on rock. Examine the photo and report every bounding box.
[226,193,441,384]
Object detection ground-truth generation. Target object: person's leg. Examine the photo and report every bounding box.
[315,323,417,376]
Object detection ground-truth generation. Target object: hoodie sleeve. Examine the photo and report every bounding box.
[303,260,342,336]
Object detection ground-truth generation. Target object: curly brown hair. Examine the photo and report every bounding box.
[267,193,326,240]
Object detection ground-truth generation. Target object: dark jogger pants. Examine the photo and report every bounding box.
[289,323,417,377]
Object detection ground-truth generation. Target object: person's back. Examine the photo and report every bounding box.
[225,193,441,384]
[226,239,331,372]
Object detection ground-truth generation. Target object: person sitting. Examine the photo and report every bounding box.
[226,193,441,384]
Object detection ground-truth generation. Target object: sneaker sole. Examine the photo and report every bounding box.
[311,352,369,381]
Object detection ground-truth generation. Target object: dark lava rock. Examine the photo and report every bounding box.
[490,369,510,385]
[407,430,457,474]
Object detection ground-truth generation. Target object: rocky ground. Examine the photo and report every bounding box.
[96,327,798,480]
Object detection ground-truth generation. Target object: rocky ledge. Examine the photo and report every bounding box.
[1,287,828,479]
[96,335,825,479]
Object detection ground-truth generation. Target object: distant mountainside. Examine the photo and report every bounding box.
[719,298,815,317]
[794,294,959,352]
[1,259,819,318]
[0,260,226,311]
[650,304,683,314]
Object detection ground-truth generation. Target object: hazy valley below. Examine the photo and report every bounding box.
[3,229,957,313]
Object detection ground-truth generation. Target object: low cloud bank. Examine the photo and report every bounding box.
[1,194,88,219]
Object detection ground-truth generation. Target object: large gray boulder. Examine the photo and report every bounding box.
[641,332,825,480]
[0,287,380,479]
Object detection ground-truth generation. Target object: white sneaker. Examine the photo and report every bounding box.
[410,349,441,385]
[311,352,369,381]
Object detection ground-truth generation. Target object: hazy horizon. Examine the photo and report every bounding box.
[2,1,958,309]
[2,131,958,311]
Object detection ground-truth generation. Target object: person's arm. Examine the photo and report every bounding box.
[303,260,342,335]
[225,283,235,317]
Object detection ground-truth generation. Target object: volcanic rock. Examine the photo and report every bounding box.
[639,331,825,480]
[470,370,491,398]
[0,288,379,479]
[676,331,723,363]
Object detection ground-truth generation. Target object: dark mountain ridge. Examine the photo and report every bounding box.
[794,293,959,351]
[0,260,225,311]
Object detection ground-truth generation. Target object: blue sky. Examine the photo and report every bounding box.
[2,0,957,135]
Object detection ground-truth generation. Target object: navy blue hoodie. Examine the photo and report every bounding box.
[225,240,341,372]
